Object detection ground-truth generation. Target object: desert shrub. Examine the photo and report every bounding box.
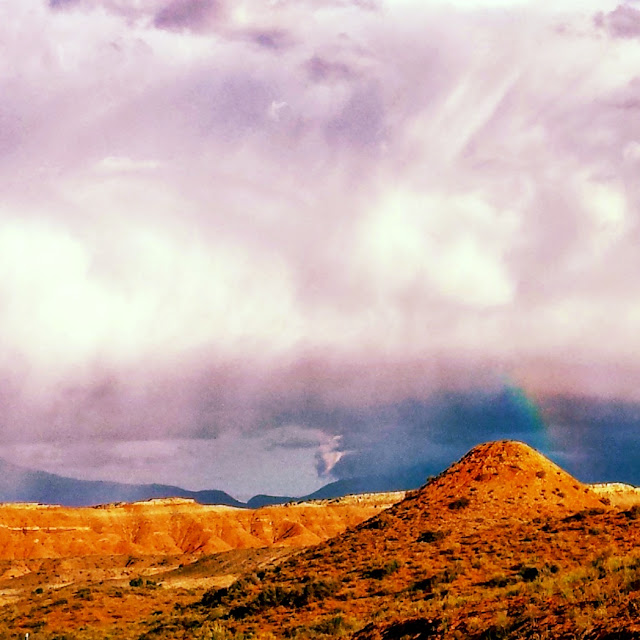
[202,586,229,608]
[139,615,208,640]
[201,576,257,609]
[418,529,447,543]
[518,566,540,582]
[360,513,391,530]
[202,621,244,640]
[591,554,612,579]
[483,573,513,588]
[202,578,252,609]
[296,578,340,603]
[363,560,400,580]
[310,614,356,635]
[448,497,470,510]
[409,576,437,594]
[369,617,442,639]
[624,505,640,520]
[563,508,605,523]
[623,577,640,593]
[440,562,464,584]
[563,512,586,522]
[226,578,340,619]
[126,575,159,589]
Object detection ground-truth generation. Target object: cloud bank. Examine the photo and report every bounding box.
[0,0,638,494]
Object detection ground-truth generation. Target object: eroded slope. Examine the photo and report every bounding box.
[0,494,402,560]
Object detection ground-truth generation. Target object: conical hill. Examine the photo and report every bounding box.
[403,439,606,521]
[197,441,627,640]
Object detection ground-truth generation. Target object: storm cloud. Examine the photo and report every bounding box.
[0,0,638,496]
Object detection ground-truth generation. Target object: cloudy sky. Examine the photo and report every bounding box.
[1,0,639,499]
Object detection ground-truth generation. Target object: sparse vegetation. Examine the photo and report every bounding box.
[447,496,470,510]
[417,529,448,543]
[0,441,638,640]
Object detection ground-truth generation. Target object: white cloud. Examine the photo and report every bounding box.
[354,189,517,307]
[1,0,640,493]
[97,156,161,172]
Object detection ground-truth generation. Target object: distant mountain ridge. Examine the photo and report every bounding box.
[0,459,244,508]
[0,458,429,508]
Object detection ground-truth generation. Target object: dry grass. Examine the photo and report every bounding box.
[0,442,638,639]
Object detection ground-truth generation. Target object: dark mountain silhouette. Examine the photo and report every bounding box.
[0,458,244,507]
[248,465,433,507]
[0,458,430,509]
[246,494,297,508]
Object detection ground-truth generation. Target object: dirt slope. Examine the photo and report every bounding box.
[3,441,639,639]
[406,439,606,520]
[190,441,638,640]
[0,495,401,560]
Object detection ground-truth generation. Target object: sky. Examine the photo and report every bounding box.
[1,0,639,500]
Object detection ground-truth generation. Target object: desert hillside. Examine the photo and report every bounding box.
[403,439,607,519]
[0,494,402,560]
[188,440,640,640]
[1,441,639,639]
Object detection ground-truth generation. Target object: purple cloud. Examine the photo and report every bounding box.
[154,0,220,32]
[0,0,638,495]
[596,4,640,38]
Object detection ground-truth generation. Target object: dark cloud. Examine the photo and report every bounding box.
[305,56,356,82]
[326,82,386,148]
[272,384,546,479]
[154,0,220,32]
[248,29,294,51]
[49,0,81,8]
[312,390,640,489]
[595,5,640,38]
[309,387,548,480]
[542,396,640,485]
